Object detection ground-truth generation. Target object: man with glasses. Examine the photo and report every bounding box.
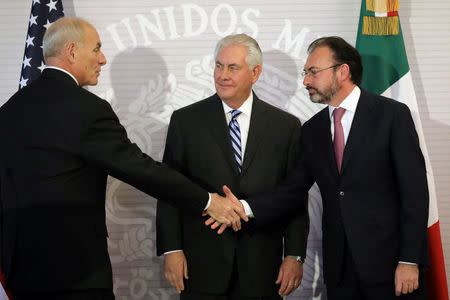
[216,36,429,300]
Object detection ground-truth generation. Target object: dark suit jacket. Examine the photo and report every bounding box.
[156,93,309,297]
[247,89,429,287]
[0,69,208,293]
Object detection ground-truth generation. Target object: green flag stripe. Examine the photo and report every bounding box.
[356,0,410,94]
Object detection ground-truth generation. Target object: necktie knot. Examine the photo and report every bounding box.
[333,107,346,123]
[231,109,241,121]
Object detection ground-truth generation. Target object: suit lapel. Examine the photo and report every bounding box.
[206,94,241,174]
[341,91,374,174]
[241,94,269,175]
[316,108,339,178]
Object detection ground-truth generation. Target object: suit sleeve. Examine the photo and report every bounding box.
[79,99,208,215]
[391,103,429,265]
[156,112,185,256]
[247,123,314,228]
[283,120,309,258]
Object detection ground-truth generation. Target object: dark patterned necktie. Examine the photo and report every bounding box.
[229,110,242,173]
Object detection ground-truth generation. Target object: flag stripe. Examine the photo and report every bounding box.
[356,0,408,93]
[426,221,449,299]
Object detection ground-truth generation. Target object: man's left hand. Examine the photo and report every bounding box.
[275,256,303,296]
[395,263,419,296]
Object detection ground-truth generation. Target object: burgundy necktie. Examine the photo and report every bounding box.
[333,107,346,173]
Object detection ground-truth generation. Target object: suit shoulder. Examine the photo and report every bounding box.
[258,99,301,125]
[171,94,218,118]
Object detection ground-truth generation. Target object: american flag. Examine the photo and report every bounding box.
[18,0,65,90]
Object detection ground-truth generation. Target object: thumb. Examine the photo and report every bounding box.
[184,259,189,279]
[275,268,283,284]
[223,185,233,198]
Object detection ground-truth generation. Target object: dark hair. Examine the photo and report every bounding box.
[307,36,363,86]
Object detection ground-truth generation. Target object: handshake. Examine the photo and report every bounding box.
[204,185,249,234]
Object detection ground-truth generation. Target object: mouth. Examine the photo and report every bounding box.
[217,83,233,88]
[306,86,317,94]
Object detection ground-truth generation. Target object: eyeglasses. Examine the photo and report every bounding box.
[301,64,343,78]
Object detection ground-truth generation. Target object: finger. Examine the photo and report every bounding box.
[226,209,241,229]
[402,281,409,294]
[223,185,234,198]
[211,221,222,230]
[184,260,189,280]
[413,278,419,290]
[217,223,228,234]
[205,217,216,226]
[275,269,283,284]
[395,281,402,296]
[201,210,207,217]
[408,282,414,294]
[277,272,287,296]
[235,203,248,222]
[231,218,241,231]
[283,285,295,296]
[167,274,178,291]
[175,275,183,294]
[278,280,289,297]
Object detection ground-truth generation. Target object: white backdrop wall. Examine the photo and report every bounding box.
[0,1,449,299]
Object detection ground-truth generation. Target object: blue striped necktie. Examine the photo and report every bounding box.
[229,109,242,173]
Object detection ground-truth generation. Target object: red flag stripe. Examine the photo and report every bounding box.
[426,221,449,300]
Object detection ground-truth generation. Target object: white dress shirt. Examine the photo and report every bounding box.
[222,92,253,159]
[328,86,360,143]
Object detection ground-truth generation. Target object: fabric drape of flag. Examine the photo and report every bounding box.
[0,1,64,299]
[18,0,64,89]
[356,1,449,299]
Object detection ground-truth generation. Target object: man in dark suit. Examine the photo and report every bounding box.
[156,34,309,299]
[213,36,429,300]
[0,17,245,300]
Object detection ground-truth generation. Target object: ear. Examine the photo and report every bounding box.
[338,63,351,82]
[251,64,262,84]
[66,42,77,64]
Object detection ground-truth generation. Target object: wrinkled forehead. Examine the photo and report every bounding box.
[216,45,248,62]
[82,23,101,45]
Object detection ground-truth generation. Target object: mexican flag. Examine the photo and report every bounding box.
[356,1,448,299]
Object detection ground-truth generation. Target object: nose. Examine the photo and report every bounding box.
[303,74,311,86]
[219,67,231,80]
[99,51,107,66]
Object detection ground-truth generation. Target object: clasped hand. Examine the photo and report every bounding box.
[204,185,247,234]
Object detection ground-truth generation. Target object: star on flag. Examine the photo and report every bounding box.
[18,0,64,89]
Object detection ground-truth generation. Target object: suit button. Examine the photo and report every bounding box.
[339,191,344,196]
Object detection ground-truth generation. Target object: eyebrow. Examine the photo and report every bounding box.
[95,42,102,49]
[215,61,240,68]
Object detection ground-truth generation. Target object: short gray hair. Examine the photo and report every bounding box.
[214,34,262,69]
[43,17,89,61]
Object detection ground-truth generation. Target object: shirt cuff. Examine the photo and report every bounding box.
[399,261,418,266]
[164,250,183,255]
[204,193,212,210]
[240,200,254,218]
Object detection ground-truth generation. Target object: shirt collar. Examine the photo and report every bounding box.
[221,91,253,117]
[44,66,79,86]
[328,85,361,118]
